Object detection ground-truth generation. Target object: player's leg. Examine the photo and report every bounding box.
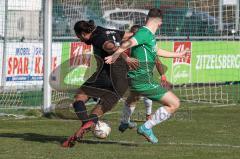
[63,85,118,148]
[90,89,119,118]
[72,74,114,125]
[73,88,115,125]
[76,69,114,123]
[75,59,129,137]
[62,87,100,148]
[143,91,179,129]
[138,91,180,144]
[62,88,91,148]
[73,90,89,125]
[110,58,140,132]
[143,97,152,120]
[118,91,139,132]
[64,58,129,147]
[74,87,120,138]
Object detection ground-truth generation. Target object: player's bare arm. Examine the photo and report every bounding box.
[157,48,189,58]
[103,40,139,69]
[105,38,137,64]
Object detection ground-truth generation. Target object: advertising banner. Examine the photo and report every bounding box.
[171,41,192,84]
[5,42,62,86]
[191,41,240,83]
[58,42,93,90]
[59,41,240,87]
[159,41,240,84]
[3,41,239,87]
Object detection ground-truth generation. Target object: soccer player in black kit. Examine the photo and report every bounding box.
[62,20,138,147]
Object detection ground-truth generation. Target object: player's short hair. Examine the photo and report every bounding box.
[130,25,141,34]
[147,8,163,19]
[74,20,96,35]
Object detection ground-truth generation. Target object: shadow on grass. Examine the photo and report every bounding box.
[0,133,138,147]
[0,133,65,144]
[78,139,138,147]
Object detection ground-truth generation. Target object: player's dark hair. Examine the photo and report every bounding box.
[74,20,96,35]
[130,25,141,34]
[147,8,163,19]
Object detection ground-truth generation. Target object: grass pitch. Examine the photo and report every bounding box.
[0,102,240,159]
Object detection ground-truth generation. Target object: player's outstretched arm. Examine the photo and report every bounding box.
[157,48,189,58]
[155,58,165,76]
[105,38,137,64]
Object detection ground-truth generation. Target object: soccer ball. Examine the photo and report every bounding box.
[93,121,111,139]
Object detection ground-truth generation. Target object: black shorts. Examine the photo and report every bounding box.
[76,58,129,112]
[82,69,114,92]
[78,57,129,99]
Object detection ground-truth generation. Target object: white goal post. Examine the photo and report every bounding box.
[43,0,53,114]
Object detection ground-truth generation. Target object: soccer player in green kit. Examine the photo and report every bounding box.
[105,8,189,143]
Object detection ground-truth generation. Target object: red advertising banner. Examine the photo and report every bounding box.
[70,42,92,67]
[171,41,192,84]
[173,41,192,65]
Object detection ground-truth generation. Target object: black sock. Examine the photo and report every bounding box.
[73,101,88,124]
[88,114,98,124]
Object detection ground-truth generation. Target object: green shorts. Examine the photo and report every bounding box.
[129,79,167,101]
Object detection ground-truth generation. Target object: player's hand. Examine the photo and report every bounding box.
[126,57,139,70]
[105,52,121,64]
[178,48,190,57]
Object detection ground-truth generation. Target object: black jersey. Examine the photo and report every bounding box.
[86,26,125,73]
[81,26,128,100]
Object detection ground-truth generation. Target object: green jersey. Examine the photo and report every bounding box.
[128,26,157,82]
[127,26,167,101]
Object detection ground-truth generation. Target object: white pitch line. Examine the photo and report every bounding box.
[77,139,240,149]
[76,140,240,149]
[164,142,240,149]
[211,104,238,108]
[187,104,238,109]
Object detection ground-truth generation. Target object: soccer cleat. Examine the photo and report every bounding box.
[118,122,128,132]
[118,121,137,133]
[62,120,95,148]
[62,135,77,148]
[137,125,158,144]
[75,120,95,138]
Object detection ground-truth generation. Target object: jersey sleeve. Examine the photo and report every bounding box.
[91,34,108,49]
[92,30,124,49]
[131,29,149,45]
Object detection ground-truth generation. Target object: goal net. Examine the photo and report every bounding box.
[0,0,239,117]
[0,0,44,117]
[60,0,240,105]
